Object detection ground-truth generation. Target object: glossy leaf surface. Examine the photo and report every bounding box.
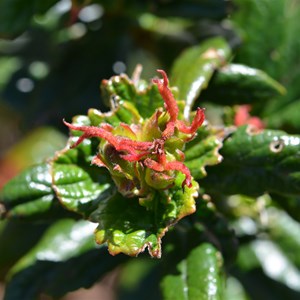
[0,163,60,219]
[92,174,199,258]
[52,115,112,217]
[171,37,231,117]
[196,200,238,266]
[185,125,223,180]
[161,243,224,300]
[4,219,127,299]
[202,126,300,196]
[201,63,286,105]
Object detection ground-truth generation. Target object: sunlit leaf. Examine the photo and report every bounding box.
[161,243,224,300]
[91,174,199,258]
[202,126,300,196]
[171,37,231,117]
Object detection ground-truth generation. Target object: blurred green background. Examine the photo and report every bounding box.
[1,0,300,299]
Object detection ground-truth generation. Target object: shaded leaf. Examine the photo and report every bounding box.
[0,220,48,278]
[270,193,300,222]
[196,200,238,267]
[171,37,231,118]
[161,243,224,300]
[201,63,286,105]
[118,258,161,300]
[234,267,300,300]
[4,219,127,299]
[267,100,300,132]
[0,0,59,37]
[153,0,231,19]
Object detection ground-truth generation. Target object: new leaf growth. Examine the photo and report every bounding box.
[64,70,205,195]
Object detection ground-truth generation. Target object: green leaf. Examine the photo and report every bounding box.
[118,258,160,296]
[57,76,205,258]
[161,243,224,300]
[0,163,67,220]
[201,64,286,105]
[196,200,238,267]
[1,163,52,206]
[52,161,111,217]
[100,73,164,119]
[0,116,112,220]
[4,219,127,299]
[185,125,223,180]
[171,37,231,118]
[267,100,300,132]
[202,126,300,197]
[52,115,112,217]
[0,0,59,37]
[0,220,48,277]
[267,208,300,268]
[232,0,300,119]
[223,277,250,300]
[91,174,199,258]
[88,100,142,127]
[7,219,95,277]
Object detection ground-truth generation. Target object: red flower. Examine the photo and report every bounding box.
[234,105,264,130]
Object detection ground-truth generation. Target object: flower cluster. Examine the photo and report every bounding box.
[64,70,205,197]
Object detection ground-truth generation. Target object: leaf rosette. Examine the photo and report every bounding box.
[61,70,205,256]
[64,70,204,199]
